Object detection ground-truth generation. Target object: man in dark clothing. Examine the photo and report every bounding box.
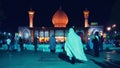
[0,39,2,47]
[92,32,100,57]
[34,37,38,52]
[77,31,85,44]
[100,36,104,51]
[19,37,24,51]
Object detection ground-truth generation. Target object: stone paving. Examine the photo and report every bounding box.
[0,49,120,68]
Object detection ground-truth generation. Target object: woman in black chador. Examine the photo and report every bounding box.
[19,37,23,51]
[92,32,100,57]
[33,36,38,52]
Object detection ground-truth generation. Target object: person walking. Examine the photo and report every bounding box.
[0,37,3,47]
[33,36,38,52]
[19,37,24,51]
[49,34,56,53]
[100,35,104,51]
[6,37,11,51]
[92,32,100,57]
[64,28,88,64]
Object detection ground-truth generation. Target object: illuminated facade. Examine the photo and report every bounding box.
[19,27,84,43]
[18,8,103,43]
[19,8,70,43]
[87,26,103,36]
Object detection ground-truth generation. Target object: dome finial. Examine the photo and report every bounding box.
[59,5,62,10]
[85,8,87,10]
[30,8,32,11]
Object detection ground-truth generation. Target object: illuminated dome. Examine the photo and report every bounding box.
[52,7,69,27]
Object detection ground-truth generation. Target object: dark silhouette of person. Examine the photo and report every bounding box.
[92,32,100,57]
[0,36,2,47]
[77,31,85,44]
[100,36,104,51]
[19,37,24,51]
[33,36,38,52]
[49,34,56,53]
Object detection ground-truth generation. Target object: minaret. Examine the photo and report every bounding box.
[28,9,35,42]
[28,9,35,28]
[83,8,89,28]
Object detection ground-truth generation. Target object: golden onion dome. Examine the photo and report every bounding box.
[52,7,69,28]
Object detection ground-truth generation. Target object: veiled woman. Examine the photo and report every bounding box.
[64,28,87,63]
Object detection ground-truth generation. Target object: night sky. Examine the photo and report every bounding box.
[0,0,120,32]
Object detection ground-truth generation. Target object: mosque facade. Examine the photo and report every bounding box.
[18,8,103,44]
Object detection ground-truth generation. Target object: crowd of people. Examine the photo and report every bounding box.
[0,33,24,51]
[0,27,105,64]
[48,27,104,64]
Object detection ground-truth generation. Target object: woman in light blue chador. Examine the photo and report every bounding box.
[65,28,87,63]
[49,34,56,53]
